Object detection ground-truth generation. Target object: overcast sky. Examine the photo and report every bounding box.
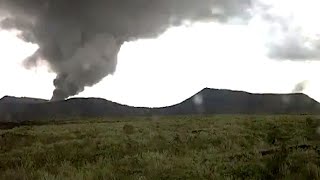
[0,0,320,107]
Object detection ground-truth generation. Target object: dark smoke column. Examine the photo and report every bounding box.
[50,33,122,101]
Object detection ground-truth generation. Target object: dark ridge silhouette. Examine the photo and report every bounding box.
[0,88,319,123]
[158,88,320,115]
[0,96,48,104]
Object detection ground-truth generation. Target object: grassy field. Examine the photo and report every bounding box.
[1,115,320,179]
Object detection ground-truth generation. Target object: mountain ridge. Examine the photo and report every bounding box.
[1,88,318,107]
[0,88,319,123]
[0,96,48,104]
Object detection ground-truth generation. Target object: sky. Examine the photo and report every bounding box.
[0,0,320,107]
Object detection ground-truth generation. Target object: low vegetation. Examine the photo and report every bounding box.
[1,115,320,179]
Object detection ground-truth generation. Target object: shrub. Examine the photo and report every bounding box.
[123,124,135,135]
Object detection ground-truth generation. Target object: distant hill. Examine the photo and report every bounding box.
[0,96,48,104]
[0,97,150,122]
[0,88,319,122]
[157,88,320,115]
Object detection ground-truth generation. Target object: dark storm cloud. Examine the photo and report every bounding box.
[0,0,252,100]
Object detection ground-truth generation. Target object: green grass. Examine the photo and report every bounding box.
[1,115,320,179]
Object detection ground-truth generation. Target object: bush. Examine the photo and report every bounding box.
[123,124,135,135]
[305,117,320,140]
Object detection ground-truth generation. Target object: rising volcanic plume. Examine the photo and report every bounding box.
[0,0,252,100]
[292,80,309,93]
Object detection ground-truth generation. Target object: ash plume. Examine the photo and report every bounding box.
[292,80,309,93]
[0,0,252,100]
